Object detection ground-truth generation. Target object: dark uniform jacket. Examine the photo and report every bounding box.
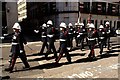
[41,27,47,42]
[97,29,106,42]
[87,30,97,45]
[59,31,68,48]
[11,32,27,54]
[68,27,74,38]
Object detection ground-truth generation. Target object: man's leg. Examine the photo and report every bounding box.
[19,52,30,68]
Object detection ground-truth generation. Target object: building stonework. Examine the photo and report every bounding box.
[6,2,18,34]
[17,0,27,21]
[27,2,120,29]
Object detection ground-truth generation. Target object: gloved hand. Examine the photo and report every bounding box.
[77,35,80,38]
[20,50,23,53]
[0,36,5,40]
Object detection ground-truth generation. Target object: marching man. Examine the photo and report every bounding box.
[87,23,97,60]
[67,23,74,50]
[55,22,71,64]
[105,21,112,51]
[46,20,57,59]
[98,25,106,55]
[5,22,30,73]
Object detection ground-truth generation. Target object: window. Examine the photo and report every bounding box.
[100,20,103,25]
[65,2,68,7]
[107,3,112,15]
[84,2,90,13]
[92,2,97,14]
[95,20,97,29]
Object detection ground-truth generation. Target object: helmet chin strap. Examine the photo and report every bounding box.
[99,29,102,31]
[89,28,92,31]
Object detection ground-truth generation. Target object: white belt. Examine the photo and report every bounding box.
[99,37,104,39]
[77,35,80,38]
[47,35,53,38]
[102,32,105,34]
[42,36,46,37]
[12,43,19,45]
[68,33,72,34]
[59,39,66,41]
[88,38,95,40]
[79,33,83,35]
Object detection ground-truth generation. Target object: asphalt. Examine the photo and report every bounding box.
[1,37,120,79]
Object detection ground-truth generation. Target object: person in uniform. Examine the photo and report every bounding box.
[46,20,57,59]
[55,22,71,63]
[74,22,81,47]
[5,22,30,73]
[98,25,106,55]
[78,23,86,50]
[105,21,112,50]
[39,23,48,54]
[67,23,74,50]
[87,23,97,59]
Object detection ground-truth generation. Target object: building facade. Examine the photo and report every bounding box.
[17,0,27,21]
[27,1,120,29]
[4,2,18,34]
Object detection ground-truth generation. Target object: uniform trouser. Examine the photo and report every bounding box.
[9,52,30,71]
[106,37,110,50]
[47,38,57,58]
[67,36,73,49]
[79,37,84,50]
[99,40,106,54]
[40,39,48,53]
[75,36,78,47]
[88,44,95,58]
[56,44,71,63]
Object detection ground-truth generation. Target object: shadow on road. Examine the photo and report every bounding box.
[13,40,120,72]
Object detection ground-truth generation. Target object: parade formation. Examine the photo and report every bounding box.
[4,13,116,73]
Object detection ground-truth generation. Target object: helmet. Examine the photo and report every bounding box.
[60,22,67,28]
[47,20,53,25]
[42,23,47,27]
[75,23,78,26]
[80,23,84,26]
[105,21,110,25]
[87,23,91,26]
[12,22,21,30]
[99,25,104,29]
[68,23,73,27]
[89,23,95,28]
[75,23,81,26]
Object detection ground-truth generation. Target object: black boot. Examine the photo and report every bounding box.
[5,68,13,73]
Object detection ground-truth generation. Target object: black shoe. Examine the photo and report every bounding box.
[5,68,13,73]
[68,61,72,64]
[23,66,30,70]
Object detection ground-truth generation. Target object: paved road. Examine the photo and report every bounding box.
[1,37,120,79]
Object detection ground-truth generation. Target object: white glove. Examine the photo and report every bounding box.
[102,32,105,34]
[0,36,5,40]
[34,30,39,33]
[77,35,80,38]
[13,36,17,39]
[20,50,23,53]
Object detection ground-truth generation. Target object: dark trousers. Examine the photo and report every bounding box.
[79,37,85,50]
[9,52,30,71]
[40,39,48,54]
[75,36,78,47]
[106,37,111,50]
[46,38,57,58]
[56,44,71,63]
[67,36,73,49]
[99,40,106,54]
[88,45,95,58]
